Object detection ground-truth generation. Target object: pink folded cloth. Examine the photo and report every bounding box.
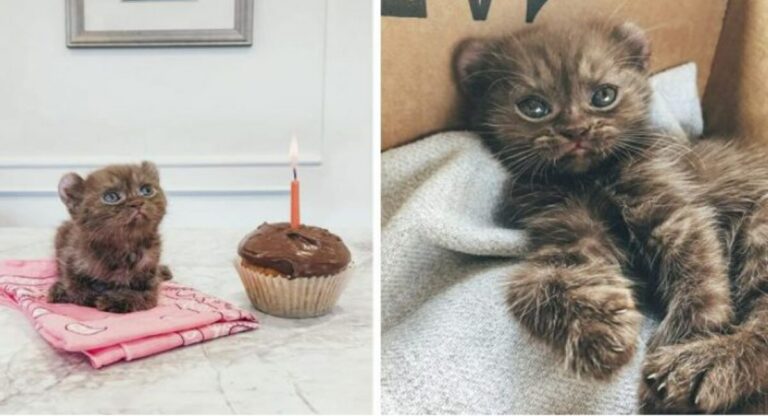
[0,259,258,368]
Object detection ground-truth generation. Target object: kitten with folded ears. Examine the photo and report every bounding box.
[48,161,172,313]
[455,20,768,413]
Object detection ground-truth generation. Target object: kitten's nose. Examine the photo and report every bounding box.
[127,199,143,208]
[560,126,591,142]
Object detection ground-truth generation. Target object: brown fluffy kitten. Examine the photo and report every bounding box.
[48,161,172,314]
[456,20,768,413]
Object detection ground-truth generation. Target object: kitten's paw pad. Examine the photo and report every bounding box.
[641,340,739,413]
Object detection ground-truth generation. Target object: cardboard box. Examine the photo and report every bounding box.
[382,0,729,150]
[703,1,768,142]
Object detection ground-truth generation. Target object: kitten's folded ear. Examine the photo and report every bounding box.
[454,38,491,99]
[141,161,160,181]
[611,22,651,71]
[58,173,84,214]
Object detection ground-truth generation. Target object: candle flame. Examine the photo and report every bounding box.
[289,135,299,171]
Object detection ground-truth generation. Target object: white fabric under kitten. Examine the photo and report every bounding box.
[381,63,703,414]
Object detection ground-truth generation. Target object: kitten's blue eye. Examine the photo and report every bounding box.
[591,85,618,108]
[139,184,155,197]
[516,96,551,120]
[102,191,122,205]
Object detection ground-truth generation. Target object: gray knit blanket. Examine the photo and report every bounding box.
[382,64,703,414]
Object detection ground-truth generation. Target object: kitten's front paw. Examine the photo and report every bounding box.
[638,381,664,414]
[563,286,641,379]
[641,337,742,413]
[95,297,140,313]
[507,264,641,380]
[47,280,70,303]
[95,291,157,314]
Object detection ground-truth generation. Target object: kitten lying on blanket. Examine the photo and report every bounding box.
[48,162,172,314]
[455,20,768,413]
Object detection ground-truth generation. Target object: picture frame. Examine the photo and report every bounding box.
[66,0,254,48]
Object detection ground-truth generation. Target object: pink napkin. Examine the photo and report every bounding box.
[0,259,258,368]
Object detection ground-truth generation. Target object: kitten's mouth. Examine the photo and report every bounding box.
[127,209,148,223]
[565,141,592,156]
[558,141,599,173]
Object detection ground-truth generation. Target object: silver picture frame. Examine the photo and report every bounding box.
[66,0,254,48]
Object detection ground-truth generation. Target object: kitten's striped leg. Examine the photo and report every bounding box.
[640,201,768,413]
[644,205,732,349]
[618,166,733,348]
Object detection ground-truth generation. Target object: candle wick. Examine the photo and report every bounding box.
[293,167,297,181]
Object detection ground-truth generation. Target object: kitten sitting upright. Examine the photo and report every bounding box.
[49,161,172,313]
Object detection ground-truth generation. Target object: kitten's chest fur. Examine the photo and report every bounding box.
[58,221,161,285]
[500,161,626,225]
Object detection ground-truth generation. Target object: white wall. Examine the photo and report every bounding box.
[0,0,372,234]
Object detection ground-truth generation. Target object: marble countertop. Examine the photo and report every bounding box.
[0,227,372,414]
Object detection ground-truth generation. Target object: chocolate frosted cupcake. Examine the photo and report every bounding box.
[235,222,351,318]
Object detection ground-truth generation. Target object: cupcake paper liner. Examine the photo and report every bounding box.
[234,258,351,318]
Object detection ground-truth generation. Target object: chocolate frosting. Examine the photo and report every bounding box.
[237,222,351,278]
